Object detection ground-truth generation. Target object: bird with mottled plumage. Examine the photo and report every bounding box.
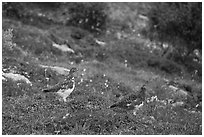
[42,68,77,102]
[109,83,147,111]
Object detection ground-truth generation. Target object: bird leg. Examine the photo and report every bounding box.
[63,97,67,102]
[62,97,74,102]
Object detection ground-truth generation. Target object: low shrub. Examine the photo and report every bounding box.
[147,58,160,67]
[67,3,107,34]
[160,60,181,74]
[147,58,182,74]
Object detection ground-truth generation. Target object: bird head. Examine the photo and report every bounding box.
[64,67,78,81]
[139,82,148,98]
[141,85,146,91]
[141,80,148,91]
[69,67,78,74]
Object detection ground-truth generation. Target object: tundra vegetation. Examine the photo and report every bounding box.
[2,2,202,135]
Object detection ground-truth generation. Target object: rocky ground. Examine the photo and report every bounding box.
[2,3,202,135]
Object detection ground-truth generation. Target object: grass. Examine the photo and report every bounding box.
[2,2,202,135]
[2,55,202,134]
[2,70,202,134]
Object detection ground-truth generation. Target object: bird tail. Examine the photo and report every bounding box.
[42,87,55,92]
[109,104,117,108]
[42,88,50,92]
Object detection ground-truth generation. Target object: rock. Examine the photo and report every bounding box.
[95,39,106,46]
[2,72,32,85]
[39,65,70,75]
[52,42,75,53]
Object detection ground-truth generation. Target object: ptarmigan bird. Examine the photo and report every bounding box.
[109,83,147,111]
[42,67,77,102]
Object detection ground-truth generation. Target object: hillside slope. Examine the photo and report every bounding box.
[2,3,202,135]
